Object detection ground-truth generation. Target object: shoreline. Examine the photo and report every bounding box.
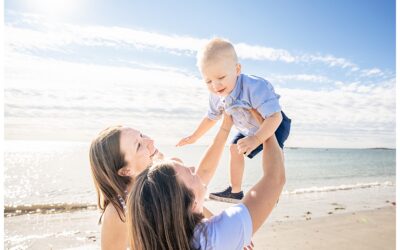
[5,184,396,218]
[5,205,395,249]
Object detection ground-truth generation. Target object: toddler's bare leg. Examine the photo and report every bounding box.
[230,144,245,193]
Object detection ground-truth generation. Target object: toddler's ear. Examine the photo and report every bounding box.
[235,63,242,75]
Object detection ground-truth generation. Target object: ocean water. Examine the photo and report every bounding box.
[4,140,396,249]
[4,140,396,215]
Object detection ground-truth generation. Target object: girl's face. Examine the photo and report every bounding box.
[118,128,159,177]
[173,161,207,213]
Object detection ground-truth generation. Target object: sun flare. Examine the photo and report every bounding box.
[25,0,82,20]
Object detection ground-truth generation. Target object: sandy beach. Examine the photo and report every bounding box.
[253,206,396,250]
[5,204,395,249]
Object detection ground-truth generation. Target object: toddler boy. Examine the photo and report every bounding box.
[177,38,291,203]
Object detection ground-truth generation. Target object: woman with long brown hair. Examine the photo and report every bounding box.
[89,115,230,249]
[126,114,285,249]
[89,125,161,249]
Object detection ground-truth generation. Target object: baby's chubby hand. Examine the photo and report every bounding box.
[176,135,198,147]
[237,135,262,156]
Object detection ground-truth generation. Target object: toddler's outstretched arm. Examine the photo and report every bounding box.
[176,117,218,146]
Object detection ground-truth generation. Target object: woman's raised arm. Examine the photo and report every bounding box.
[242,134,285,234]
[196,113,233,186]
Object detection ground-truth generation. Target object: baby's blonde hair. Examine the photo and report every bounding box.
[196,38,238,69]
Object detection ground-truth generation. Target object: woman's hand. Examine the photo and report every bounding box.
[220,112,233,131]
[237,109,263,155]
[249,109,264,125]
[237,135,261,156]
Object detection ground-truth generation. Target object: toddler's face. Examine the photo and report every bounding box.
[200,59,241,97]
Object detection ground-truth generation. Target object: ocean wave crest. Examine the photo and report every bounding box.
[5,203,97,216]
[283,181,394,195]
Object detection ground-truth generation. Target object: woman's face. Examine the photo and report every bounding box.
[173,161,207,213]
[119,128,159,177]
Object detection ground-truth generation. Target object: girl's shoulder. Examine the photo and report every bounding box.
[102,204,125,226]
[101,204,128,249]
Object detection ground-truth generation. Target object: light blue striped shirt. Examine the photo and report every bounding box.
[207,74,281,136]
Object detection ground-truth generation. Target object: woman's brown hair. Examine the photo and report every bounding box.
[127,161,204,250]
[89,125,130,222]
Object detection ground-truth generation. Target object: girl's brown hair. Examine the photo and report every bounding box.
[127,161,204,250]
[89,126,130,222]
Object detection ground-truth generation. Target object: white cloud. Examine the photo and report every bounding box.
[271,74,332,84]
[4,51,212,144]
[4,51,396,148]
[4,11,395,148]
[360,68,384,77]
[279,79,395,146]
[6,10,388,78]
[300,54,359,71]
[235,43,296,62]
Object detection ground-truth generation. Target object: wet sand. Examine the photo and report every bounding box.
[5,205,395,249]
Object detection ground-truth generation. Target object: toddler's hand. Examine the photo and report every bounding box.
[176,135,197,147]
[237,135,261,156]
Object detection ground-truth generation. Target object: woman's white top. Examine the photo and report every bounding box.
[192,203,253,250]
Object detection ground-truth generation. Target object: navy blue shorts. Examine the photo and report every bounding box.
[232,111,291,159]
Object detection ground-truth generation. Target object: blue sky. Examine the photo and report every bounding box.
[6,0,395,67]
[4,0,396,148]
